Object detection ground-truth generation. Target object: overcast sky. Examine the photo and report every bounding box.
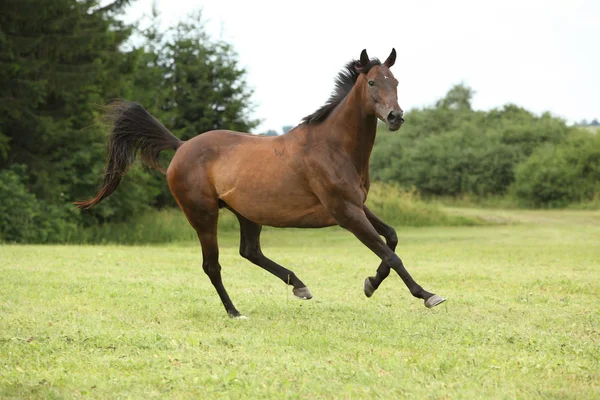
[124,0,599,133]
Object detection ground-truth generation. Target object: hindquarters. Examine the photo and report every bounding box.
[166,136,220,231]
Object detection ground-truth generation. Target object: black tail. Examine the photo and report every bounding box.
[74,100,182,209]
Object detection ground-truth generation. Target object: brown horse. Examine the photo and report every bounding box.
[76,48,446,318]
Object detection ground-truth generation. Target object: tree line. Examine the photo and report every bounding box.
[0,0,258,242]
[370,85,600,207]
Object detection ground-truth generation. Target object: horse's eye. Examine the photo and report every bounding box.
[368,80,375,86]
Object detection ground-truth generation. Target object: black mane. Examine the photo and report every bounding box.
[301,58,381,125]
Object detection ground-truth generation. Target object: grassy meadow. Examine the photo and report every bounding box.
[1,209,599,398]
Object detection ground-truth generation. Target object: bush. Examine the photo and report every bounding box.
[401,127,516,196]
[512,132,600,207]
[365,182,482,227]
[371,88,577,202]
[0,165,77,243]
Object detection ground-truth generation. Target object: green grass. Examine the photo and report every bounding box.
[1,210,599,398]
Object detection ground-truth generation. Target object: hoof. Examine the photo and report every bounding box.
[227,310,246,319]
[293,287,313,300]
[424,294,446,308]
[364,277,376,298]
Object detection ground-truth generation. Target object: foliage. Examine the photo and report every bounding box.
[0,2,259,242]
[512,132,600,207]
[365,182,480,227]
[160,12,259,140]
[0,0,136,203]
[0,165,77,243]
[128,10,260,208]
[0,0,145,233]
[377,128,516,196]
[371,84,589,202]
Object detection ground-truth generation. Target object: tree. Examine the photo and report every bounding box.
[371,84,578,198]
[435,83,474,111]
[129,10,260,208]
[0,0,147,235]
[0,0,137,197]
[1,3,261,240]
[513,132,600,207]
[153,12,259,140]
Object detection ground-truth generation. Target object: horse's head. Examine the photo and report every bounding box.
[357,49,404,131]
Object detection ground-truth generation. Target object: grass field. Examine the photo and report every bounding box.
[1,209,599,399]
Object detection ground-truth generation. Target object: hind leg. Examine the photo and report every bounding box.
[181,198,243,318]
[235,211,312,299]
[197,229,244,318]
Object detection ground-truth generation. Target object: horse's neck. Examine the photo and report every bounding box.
[327,87,378,173]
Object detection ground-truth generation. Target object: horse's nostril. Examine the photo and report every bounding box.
[387,111,397,122]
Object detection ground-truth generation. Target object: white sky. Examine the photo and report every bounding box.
[124,0,600,133]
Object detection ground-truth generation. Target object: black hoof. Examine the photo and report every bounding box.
[227,310,243,318]
[364,277,376,298]
[424,294,446,308]
[293,287,313,300]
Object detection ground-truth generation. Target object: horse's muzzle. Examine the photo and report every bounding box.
[387,110,404,131]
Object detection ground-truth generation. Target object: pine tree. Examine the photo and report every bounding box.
[159,12,259,140]
[0,0,136,202]
[130,10,260,207]
[0,0,158,237]
[0,3,261,241]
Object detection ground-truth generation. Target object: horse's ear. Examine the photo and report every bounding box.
[360,49,370,67]
[384,48,396,68]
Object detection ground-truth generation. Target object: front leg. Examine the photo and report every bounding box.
[307,157,445,308]
[363,206,398,297]
[324,199,445,308]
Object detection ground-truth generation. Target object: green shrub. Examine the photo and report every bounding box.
[512,132,600,207]
[371,88,576,202]
[365,182,482,227]
[401,128,516,196]
[0,165,77,243]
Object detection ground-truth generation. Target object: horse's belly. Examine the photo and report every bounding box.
[222,190,336,228]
